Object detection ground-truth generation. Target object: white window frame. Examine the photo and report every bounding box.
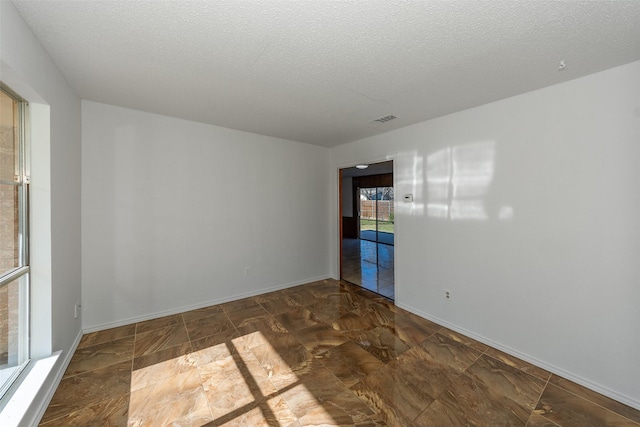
[0,84,30,398]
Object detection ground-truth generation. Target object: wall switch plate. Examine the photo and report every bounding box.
[74,300,81,318]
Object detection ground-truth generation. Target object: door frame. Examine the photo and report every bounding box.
[338,157,397,296]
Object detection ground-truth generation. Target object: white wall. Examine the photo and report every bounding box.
[82,101,330,330]
[1,3,82,424]
[0,1,82,365]
[330,61,640,409]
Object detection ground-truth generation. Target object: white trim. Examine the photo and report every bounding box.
[396,302,640,412]
[83,275,331,333]
[0,329,82,427]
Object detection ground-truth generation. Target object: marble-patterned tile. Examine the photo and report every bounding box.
[382,313,439,346]
[258,293,304,316]
[290,323,348,356]
[128,368,212,427]
[133,323,189,357]
[48,279,640,427]
[305,279,343,299]
[253,289,286,302]
[275,307,323,331]
[320,389,387,426]
[347,294,385,315]
[283,286,321,305]
[282,382,381,427]
[351,362,432,426]
[200,352,276,420]
[214,396,298,427]
[364,296,400,317]
[526,413,562,427]
[316,341,385,388]
[181,304,224,322]
[280,370,347,424]
[185,311,237,342]
[251,340,314,390]
[351,326,411,363]
[413,372,531,427]
[39,393,130,427]
[221,297,260,313]
[331,311,378,334]
[419,332,482,372]
[192,338,236,367]
[190,331,240,366]
[324,292,361,313]
[136,313,183,334]
[131,342,197,391]
[397,344,467,397]
[484,347,551,382]
[305,300,345,324]
[78,324,136,349]
[387,305,433,327]
[358,303,396,328]
[548,374,640,424]
[338,279,358,290]
[63,336,134,378]
[225,304,272,329]
[235,316,292,352]
[436,327,489,353]
[353,286,390,305]
[41,361,132,424]
[535,383,640,427]
[466,354,546,410]
[294,363,347,399]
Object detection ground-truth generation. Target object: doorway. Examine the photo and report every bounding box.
[340,161,395,300]
[359,186,394,245]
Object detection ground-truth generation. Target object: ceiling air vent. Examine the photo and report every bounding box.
[372,115,397,124]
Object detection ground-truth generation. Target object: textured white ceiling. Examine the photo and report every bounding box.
[11,0,640,147]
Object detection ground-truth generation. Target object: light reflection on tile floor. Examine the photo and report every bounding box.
[342,238,394,300]
[40,279,640,426]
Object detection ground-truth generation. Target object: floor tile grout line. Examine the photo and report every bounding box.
[40,387,132,426]
[544,380,640,425]
[44,279,640,426]
[61,354,135,381]
[463,350,547,425]
[529,374,553,426]
[182,308,216,422]
[77,329,137,350]
[479,345,550,383]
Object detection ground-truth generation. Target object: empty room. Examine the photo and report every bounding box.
[1,1,639,426]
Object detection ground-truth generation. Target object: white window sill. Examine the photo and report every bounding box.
[0,352,61,427]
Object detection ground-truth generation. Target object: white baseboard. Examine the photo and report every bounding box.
[396,302,640,412]
[83,275,331,333]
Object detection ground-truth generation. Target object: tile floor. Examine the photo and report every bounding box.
[40,279,640,426]
[342,239,394,300]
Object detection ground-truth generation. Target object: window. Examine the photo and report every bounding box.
[0,84,30,397]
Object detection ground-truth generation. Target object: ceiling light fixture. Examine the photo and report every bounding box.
[355,164,369,169]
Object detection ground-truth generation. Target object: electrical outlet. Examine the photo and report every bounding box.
[74,300,81,319]
[244,267,250,276]
[444,290,451,301]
